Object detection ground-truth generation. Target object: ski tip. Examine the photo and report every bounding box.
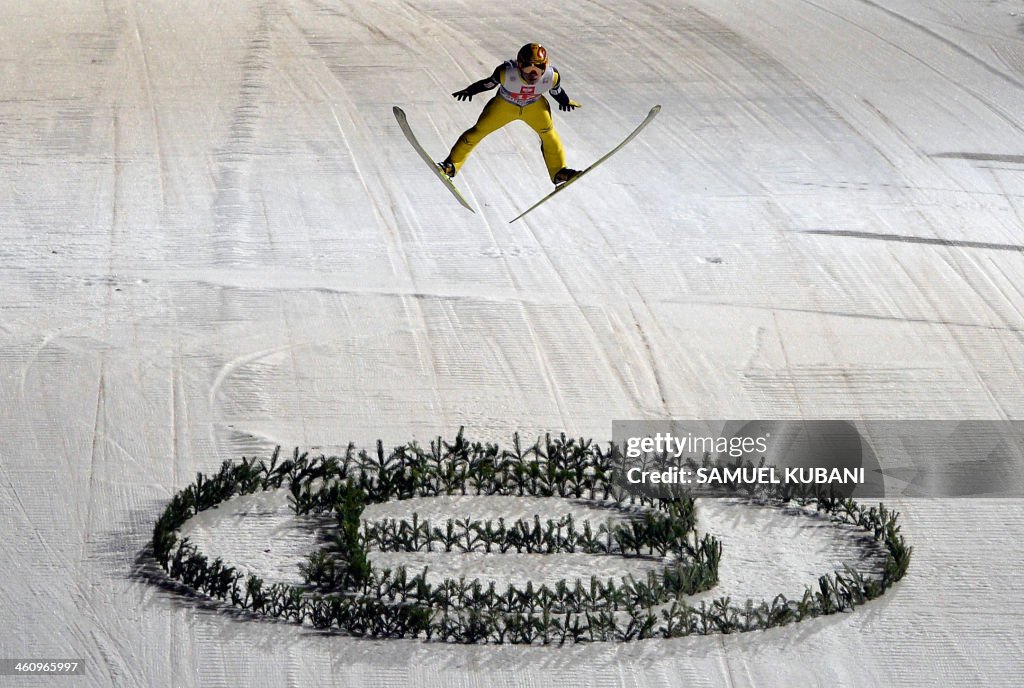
[392,105,404,116]
[651,104,662,114]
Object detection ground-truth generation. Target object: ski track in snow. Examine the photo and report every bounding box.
[1,0,1023,685]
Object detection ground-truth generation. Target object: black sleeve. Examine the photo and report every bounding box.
[464,65,503,96]
[549,69,570,106]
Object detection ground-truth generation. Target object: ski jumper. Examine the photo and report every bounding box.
[447,61,572,181]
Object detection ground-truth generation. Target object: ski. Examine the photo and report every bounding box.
[509,105,662,223]
[393,106,475,213]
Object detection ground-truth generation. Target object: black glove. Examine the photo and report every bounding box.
[557,99,582,112]
[452,89,474,102]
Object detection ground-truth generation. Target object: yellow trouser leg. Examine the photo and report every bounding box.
[521,98,566,181]
[448,97,519,173]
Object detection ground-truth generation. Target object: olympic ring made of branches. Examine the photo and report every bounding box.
[149,430,911,643]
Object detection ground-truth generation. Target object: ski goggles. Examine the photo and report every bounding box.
[520,63,547,78]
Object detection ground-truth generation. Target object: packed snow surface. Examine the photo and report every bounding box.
[2,0,1024,686]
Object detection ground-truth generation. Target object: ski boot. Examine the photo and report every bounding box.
[438,158,456,179]
[553,167,581,186]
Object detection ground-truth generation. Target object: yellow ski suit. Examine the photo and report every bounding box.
[447,62,571,182]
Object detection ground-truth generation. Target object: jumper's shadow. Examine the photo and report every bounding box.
[797,228,1024,253]
[931,151,1024,165]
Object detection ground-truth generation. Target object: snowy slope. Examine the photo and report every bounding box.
[1,0,1023,685]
